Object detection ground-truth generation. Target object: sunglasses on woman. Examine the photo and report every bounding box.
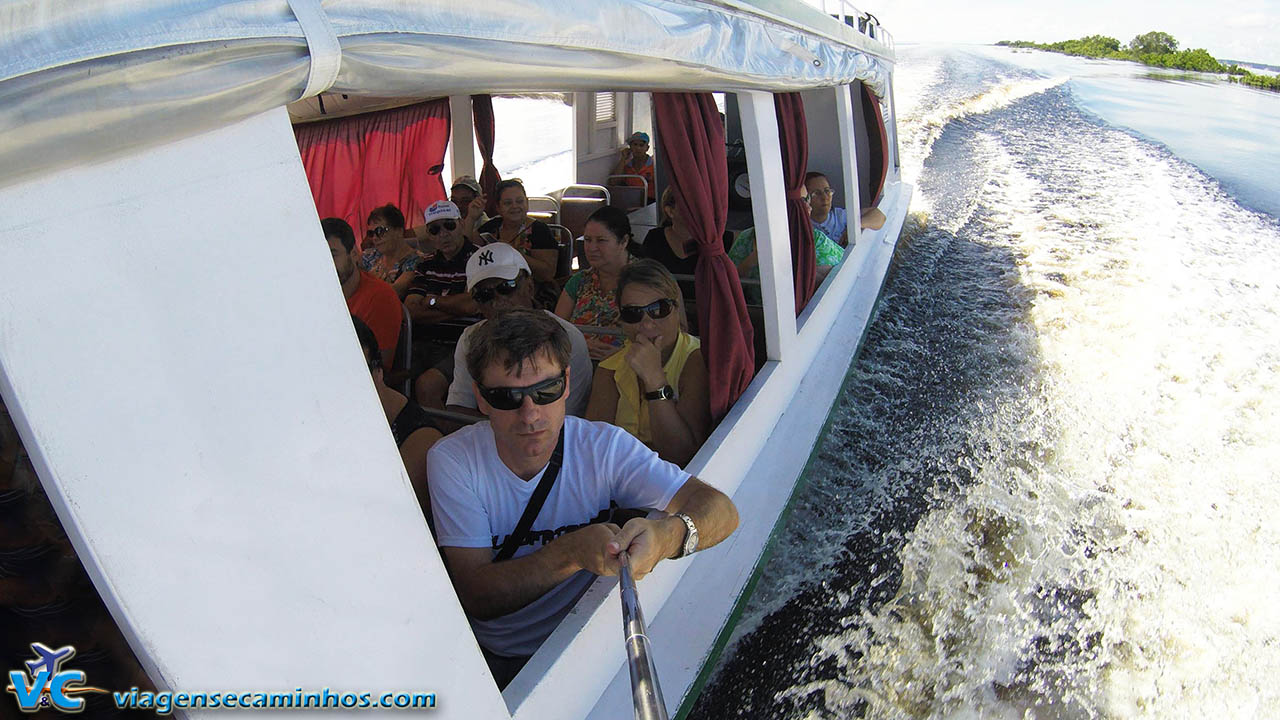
[619,298,677,324]
[366,225,390,239]
[471,278,520,304]
[427,220,458,235]
[477,370,567,411]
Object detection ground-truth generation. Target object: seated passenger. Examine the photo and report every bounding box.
[450,175,491,245]
[350,315,442,527]
[427,309,739,689]
[726,217,845,303]
[586,260,710,467]
[640,187,737,276]
[642,187,699,276]
[554,206,633,360]
[404,201,480,325]
[324,217,401,370]
[804,172,848,247]
[439,243,593,419]
[476,180,558,283]
[611,131,656,202]
[360,204,420,297]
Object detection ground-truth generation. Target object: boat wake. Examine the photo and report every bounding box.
[694,46,1280,720]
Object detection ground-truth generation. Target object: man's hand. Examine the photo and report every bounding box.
[606,515,684,580]
[573,522,622,576]
[468,195,487,224]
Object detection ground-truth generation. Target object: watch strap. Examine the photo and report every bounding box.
[644,384,675,401]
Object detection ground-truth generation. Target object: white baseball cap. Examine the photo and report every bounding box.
[423,200,462,225]
[465,242,530,291]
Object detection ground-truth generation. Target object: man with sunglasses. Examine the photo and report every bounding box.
[427,309,738,688]
[404,200,480,325]
[433,243,592,419]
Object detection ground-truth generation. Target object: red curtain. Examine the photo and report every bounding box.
[774,93,816,315]
[654,92,754,420]
[862,84,890,209]
[295,99,451,247]
[472,94,502,216]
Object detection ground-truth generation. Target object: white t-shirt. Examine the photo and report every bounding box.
[446,311,593,417]
[427,416,690,657]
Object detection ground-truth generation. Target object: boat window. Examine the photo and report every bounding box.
[0,401,155,710]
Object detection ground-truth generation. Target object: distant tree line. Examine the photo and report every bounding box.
[996,32,1280,91]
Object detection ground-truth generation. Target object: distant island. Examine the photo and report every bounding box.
[996,32,1280,92]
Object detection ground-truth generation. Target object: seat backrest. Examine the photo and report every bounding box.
[394,304,413,395]
[605,184,647,212]
[559,196,605,242]
[546,223,574,280]
[527,195,560,226]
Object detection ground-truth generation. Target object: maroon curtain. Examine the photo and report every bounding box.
[296,100,450,247]
[654,92,754,420]
[472,94,502,216]
[862,84,890,208]
[774,93,816,314]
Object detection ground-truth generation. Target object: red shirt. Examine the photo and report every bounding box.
[347,269,402,370]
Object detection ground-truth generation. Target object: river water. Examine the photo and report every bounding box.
[692,44,1280,719]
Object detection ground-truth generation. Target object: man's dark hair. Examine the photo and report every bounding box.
[466,309,571,383]
[322,217,356,253]
[803,171,828,185]
[368,204,406,231]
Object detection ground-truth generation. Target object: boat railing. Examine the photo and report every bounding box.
[815,0,894,50]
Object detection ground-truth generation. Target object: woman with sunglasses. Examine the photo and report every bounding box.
[554,206,635,360]
[476,179,558,283]
[359,203,420,298]
[351,315,442,530]
[586,259,710,466]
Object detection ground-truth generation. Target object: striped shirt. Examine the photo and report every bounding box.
[406,242,477,297]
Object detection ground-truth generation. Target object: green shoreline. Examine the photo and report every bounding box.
[996,34,1280,92]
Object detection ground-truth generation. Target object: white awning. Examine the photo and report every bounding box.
[0,0,891,189]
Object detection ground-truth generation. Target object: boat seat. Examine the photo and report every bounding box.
[546,223,574,281]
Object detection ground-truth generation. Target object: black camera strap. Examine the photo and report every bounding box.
[494,426,566,562]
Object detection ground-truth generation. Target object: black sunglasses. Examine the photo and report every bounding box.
[365,225,390,239]
[427,220,458,235]
[471,278,520,304]
[477,370,567,411]
[619,298,677,324]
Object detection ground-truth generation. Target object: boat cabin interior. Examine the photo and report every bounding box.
[0,2,908,717]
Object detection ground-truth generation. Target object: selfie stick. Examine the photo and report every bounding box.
[619,552,669,720]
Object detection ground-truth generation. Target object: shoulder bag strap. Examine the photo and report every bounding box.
[493,426,566,562]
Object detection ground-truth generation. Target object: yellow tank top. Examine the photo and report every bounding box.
[599,332,700,445]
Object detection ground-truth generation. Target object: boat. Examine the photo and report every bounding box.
[0,1,910,717]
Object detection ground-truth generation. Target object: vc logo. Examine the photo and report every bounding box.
[5,643,107,713]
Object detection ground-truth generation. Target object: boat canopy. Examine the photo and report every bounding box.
[0,0,891,190]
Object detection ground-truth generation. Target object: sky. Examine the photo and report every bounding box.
[808,0,1280,66]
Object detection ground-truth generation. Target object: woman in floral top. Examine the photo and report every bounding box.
[554,206,634,360]
[359,203,420,298]
[727,224,844,304]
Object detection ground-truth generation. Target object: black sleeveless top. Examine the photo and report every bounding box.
[390,401,437,447]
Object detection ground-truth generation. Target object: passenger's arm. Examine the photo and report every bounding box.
[584,367,620,423]
[553,289,574,321]
[815,264,833,285]
[607,476,738,580]
[434,293,479,317]
[643,349,711,467]
[404,293,452,325]
[392,272,416,299]
[399,427,443,522]
[440,523,620,620]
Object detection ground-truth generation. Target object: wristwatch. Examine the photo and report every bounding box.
[428,296,438,307]
[644,384,675,401]
[672,512,699,559]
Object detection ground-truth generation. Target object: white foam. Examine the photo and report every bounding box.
[822,107,1280,718]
